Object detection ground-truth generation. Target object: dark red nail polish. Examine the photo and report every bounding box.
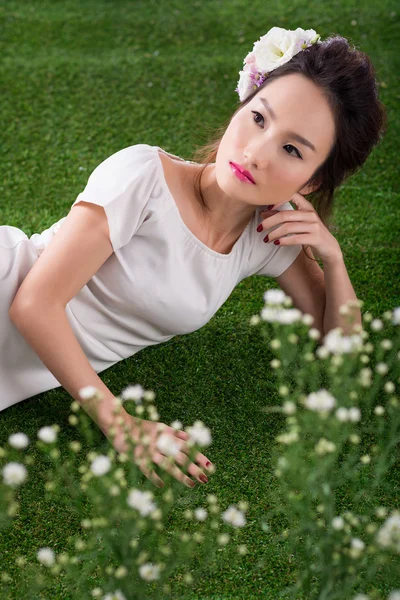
[263,234,269,243]
[274,240,280,245]
[256,224,263,232]
[267,204,274,210]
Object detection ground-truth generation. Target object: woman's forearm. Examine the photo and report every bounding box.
[322,256,362,337]
[9,303,133,434]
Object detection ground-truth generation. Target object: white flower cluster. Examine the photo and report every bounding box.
[103,591,126,600]
[120,384,145,403]
[322,328,364,355]
[37,426,58,444]
[36,547,55,567]
[156,432,181,458]
[303,389,336,413]
[315,438,336,456]
[185,420,212,447]
[261,307,303,325]
[8,432,30,449]
[90,455,112,477]
[127,489,157,517]
[376,511,400,554]
[335,407,361,423]
[221,505,247,527]
[139,562,161,581]
[2,462,28,487]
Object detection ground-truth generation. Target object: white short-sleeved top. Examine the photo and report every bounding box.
[63,144,301,357]
[0,143,301,410]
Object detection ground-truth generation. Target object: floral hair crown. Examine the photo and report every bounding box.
[235,26,322,102]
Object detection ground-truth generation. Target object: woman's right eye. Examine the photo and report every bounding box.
[251,110,264,126]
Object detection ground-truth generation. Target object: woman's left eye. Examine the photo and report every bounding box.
[251,111,303,159]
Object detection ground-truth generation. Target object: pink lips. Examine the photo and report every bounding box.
[229,162,255,184]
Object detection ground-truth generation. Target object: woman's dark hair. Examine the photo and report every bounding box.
[189,34,387,261]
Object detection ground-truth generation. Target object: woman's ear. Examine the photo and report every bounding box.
[298,175,322,196]
[299,182,320,195]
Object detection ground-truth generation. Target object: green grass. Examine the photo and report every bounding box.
[1,0,399,598]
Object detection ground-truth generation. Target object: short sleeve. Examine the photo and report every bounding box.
[71,144,156,252]
[251,201,303,278]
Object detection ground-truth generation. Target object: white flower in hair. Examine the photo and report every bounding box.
[235,26,321,102]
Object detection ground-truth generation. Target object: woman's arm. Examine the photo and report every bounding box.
[322,256,362,336]
[9,303,136,434]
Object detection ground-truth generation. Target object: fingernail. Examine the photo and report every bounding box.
[267,204,274,210]
[274,240,280,245]
[199,474,208,483]
[256,224,263,232]
[263,234,269,243]
[205,461,212,468]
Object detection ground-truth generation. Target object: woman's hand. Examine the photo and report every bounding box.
[258,192,343,265]
[107,412,214,489]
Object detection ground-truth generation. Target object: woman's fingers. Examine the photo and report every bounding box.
[172,428,214,472]
[153,452,197,488]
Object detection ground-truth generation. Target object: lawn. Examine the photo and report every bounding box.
[0,0,399,598]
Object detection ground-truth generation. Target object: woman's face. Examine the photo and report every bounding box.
[216,73,336,208]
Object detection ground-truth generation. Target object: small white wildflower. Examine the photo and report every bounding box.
[121,384,145,403]
[127,489,157,517]
[186,421,212,447]
[282,400,296,414]
[103,590,127,600]
[336,407,349,422]
[277,308,302,324]
[249,315,261,325]
[322,328,363,355]
[374,406,385,416]
[37,426,57,444]
[302,313,315,326]
[2,462,28,487]
[388,590,400,600]
[348,407,361,422]
[194,507,208,521]
[276,430,299,444]
[90,455,111,476]
[370,319,383,331]
[139,563,160,581]
[353,595,369,600]
[156,433,180,457]
[8,433,30,450]
[221,505,246,527]
[270,358,281,369]
[381,339,393,350]
[315,438,336,455]
[376,362,388,375]
[37,547,55,567]
[332,516,345,530]
[384,382,395,393]
[360,455,371,464]
[78,386,99,400]
[308,328,321,340]
[304,389,336,413]
[91,588,102,598]
[217,533,230,545]
[392,307,400,325]
[375,507,388,519]
[264,289,286,305]
[376,512,400,553]
[171,420,183,430]
[115,566,128,579]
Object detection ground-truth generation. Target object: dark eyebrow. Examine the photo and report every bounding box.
[259,97,317,152]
